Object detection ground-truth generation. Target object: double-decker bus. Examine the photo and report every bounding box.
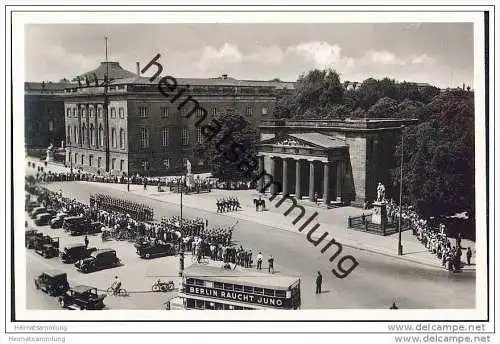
[170,265,301,310]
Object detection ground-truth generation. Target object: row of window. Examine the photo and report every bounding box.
[137,105,266,118]
[67,105,268,119]
[138,127,203,149]
[67,125,126,149]
[185,279,286,298]
[70,154,125,171]
[66,106,126,119]
[138,158,187,170]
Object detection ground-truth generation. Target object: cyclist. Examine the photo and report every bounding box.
[111,276,122,296]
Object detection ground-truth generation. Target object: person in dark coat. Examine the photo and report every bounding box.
[315,271,322,294]
[84,235,89,248]
[466,247,472,265]
[389,302,399,309]
[268,255,274,274]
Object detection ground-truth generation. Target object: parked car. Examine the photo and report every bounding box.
[35,242,60,259]
[62,216,87,232]
[70,221,102,236]
[25,228,42,246]
[135,241,176,259]
[26,200,40,212]
[58,285,106,310]
[26,232,48,249]
[34,212,55,226]
[32,235,59,252]
[74,249,120,273]
[61,244,97,264]
[34,270,70,296]
[50,212,69,229]
[30,206,47,219]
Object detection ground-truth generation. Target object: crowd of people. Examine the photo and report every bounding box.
[216,197,241,213]
[384,199,472,272]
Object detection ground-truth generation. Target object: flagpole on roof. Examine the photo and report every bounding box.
[105,36,109,80]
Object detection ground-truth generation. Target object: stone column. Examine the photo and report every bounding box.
[282,158,289,195]
[86,104,91,148]
[336,160,343,202]
[77,105,82,147]
[323,162,330,206]
[257,155,264,191]
[269,157,276,195]
[309,160,315,201]
[295,159,301,199]
[94,104,99,149]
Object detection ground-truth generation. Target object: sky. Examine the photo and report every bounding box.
[25,23,474,88]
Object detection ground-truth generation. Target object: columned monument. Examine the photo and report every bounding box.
[185,159,195,188]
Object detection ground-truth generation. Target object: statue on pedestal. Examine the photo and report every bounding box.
[376,182,386,203]
[46,143,55,163]
[185,159,195,189]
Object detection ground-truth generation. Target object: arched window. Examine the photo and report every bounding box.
[82,123,87,145]
[90,124,95,146]
[119,129,125,149]
[99,124,104,146]
[74,125,78,144]
[111,128,117,148]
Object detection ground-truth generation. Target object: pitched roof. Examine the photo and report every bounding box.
[289,133,346,148]
[76,62,136,81]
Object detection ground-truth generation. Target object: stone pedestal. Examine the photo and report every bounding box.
[185,173,195,188]
[45,151,54,163]
[372,201,388,225]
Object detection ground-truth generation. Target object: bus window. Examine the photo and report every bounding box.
[254,287,263,295]
[243,286,253,293]
[234,284,243,292]
[186,278,195,285]
[223,283,234,291]
[214,282,223,289]
[195,299,204,309]
[264,289,275,296]
[275,290,286,298]
[195,279,205,286]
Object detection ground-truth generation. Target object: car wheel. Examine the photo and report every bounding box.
[80,305,86,310]
[34,281,40,289]
[145,253,151,259]
[152,285,160,292]
[58,298,65,308]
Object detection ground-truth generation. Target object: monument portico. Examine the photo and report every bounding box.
[257,118,418,207]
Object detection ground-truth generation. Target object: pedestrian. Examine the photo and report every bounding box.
[84,235,89,248]
[143,179,147,191]
[466,247,472,265]
[268,255,274,274]
[389,302,399,309]
[256,252,263,269]
[315,271,322,294]
[456,232,462,249]
[127,178,130,192]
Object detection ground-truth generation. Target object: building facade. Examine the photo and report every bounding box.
[24,81,73,148]
[63,61,293,176]
[257,118,418,207]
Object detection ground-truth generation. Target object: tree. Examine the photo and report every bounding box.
[273,92,296,119]
[357,77,397,110]
[195,106,259,182]
[366,97,399,118]
[391,89,474,218]
[397,98,424,119]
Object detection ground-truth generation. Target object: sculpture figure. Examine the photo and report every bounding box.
[376,182,386,203]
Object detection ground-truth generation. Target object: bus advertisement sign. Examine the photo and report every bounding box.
[185,285,289,308]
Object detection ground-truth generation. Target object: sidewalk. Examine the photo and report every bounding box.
[74,181,477,271]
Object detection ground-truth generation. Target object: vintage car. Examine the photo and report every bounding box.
[31,235,59,251]
[62,216,86,232]
[75,249,120,273]
[34,270,70,296]
[61,244,97,264]
[34,212,56,226]
[58,285,106,310]
[25,231,46,249]
[25,200,40,212]
[36,243,60,258]
[30,206,48,219]
[69,221,102,236]
[135,241,176,259]
[49,212,69,229]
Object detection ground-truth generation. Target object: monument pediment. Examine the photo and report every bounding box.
[260,133,347,149]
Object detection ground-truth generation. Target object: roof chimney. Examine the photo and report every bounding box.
[136,62,140,78]
[462,83,465,90]
[222,73,228,79]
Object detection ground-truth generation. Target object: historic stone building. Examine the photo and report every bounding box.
[257,118,417,207]
[63,61,293,176]
[24,81,73,148]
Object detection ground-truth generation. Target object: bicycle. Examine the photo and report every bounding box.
[152,280,175,292]
[106,286,128,297]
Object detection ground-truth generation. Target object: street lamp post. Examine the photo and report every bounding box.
[398,125,405,256]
